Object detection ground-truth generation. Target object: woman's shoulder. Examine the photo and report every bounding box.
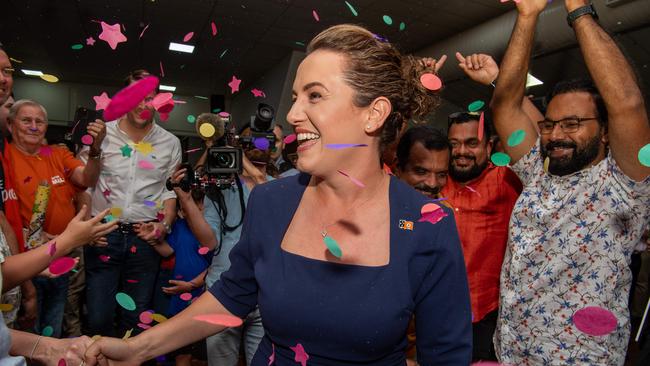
[249,172,309,203]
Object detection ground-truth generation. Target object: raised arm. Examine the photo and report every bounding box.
[566,0,650,181]
[490,0,549,163]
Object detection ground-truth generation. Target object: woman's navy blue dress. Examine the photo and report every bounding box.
[209,173,472,365]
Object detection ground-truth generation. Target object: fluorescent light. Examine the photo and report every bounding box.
[168,42,194,53]
[159,84,176,92]
[526,73,544,88]
[22,69,44,76]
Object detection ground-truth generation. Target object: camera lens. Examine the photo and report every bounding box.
[217,153,233,168]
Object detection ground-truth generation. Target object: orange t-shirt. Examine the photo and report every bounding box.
[7,144,84,236]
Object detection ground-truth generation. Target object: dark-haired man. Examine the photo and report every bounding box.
[491,1,650,365]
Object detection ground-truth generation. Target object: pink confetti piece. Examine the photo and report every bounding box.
[104,76,159,121]
[47,241,57,256]
[183,32,194,42]
[180,293,193,301]
[138,160,155,170]
[49,257,76,275]
[102,189,111,199]
[465,185,481,196]
[268,344,275,365]
[139,109,152,120]
[290,343,309,366]
[228,75,242,93]
[130,245,137,254]
[39,146,53,157]
[211,22,217,36]
[93,92,111,111]
[478,112,485,142]
[175,274,184,279]
[284,134,297,144]
[573,306,618,336]
[198,247,210,255]
[98,22,127,50]
[418,203,447,225]
[218,112,230,118]
[159,61,165,78]
[58,359,67,366]
[325,143,368,150]
[186,147,203,154]
[137,323,151,330]
[139,311,153,324]
[251,88,266,98]
[139,23,150,39]
[159,112,170,122]
[86,37,96,46]
[312,10,320,22]
[156,212,165,221]
[193,314,243,327]
[99,255,111,262]
[126,279,139,283]
[81,134,94,146]
[420,73,442,91]
[337,170,365,188]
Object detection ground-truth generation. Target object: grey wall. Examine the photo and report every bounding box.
[12,77,210,137]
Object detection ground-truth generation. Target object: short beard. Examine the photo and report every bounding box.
[449,157,488,183]
[541,134,601,176]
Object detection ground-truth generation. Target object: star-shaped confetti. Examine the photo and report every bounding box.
[98,22,127,50]
[102,189,111,199]
[134,142,154,155]
[120,144,133,157]
[24,176,32,184]
[251,88,266,98]
[93,92,111,111]
[86,37,96,46]
[228,75,242,94]
[290,343,309,366]
[156,212,165,221]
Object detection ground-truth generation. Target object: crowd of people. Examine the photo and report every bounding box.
[0,0,648,365]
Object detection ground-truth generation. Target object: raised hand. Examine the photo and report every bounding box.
[59,206,118,251]
[419,55,447,74]
[88,119,107,152]
[516,0,549,17]
[456,52,499,86]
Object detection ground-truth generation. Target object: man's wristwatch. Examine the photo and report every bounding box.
[567,4,598,28]
[161,221,172,234]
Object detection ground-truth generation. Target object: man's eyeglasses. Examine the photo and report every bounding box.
[536,117,598,135]
[1,68,15,77]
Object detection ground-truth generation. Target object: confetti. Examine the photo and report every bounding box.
[478,112,485,142]
[638,143,650,167]
[418,203,447,225]
[543,157,550,173]
[104,76,159,121]
[251,88,266,98]
[337,170,365,188]
[134,141,154,155]
[573,306,617,336]
[139,109,152,120]
[199,123,216,138]
[40,74,59,83]
[284,134,296,144]
[382,15,393,25]
[120,144,133,157]
[42,326,54,337]
[268,344,275,365]
[144,200,156,207]
[86,37,96,46]
[186,147,203,154]
[323,235,343,258]
[139,23,150,39]
[198,246,210,255]
[93,92,111,111]
[180,293,193,301]
[99,255,110,262]
[312,10,320,22]
[58,359,66,366]
[159,61,164,78]
[81,134,94,146]
[491,152,511,166]
[152,313,168,323]
[295,41,305,47]
[49,257,76,275]
[130,245,137,253]
[39,146,53,156]
[0,304,14,312]
[126,279,139,284]
[345,1,358,16]
[71,44,83,50]
[138,323,151,330]
[228,76,242,94]
[23,176,32,184]
[211,22,217,36]
[98,22,127,50]
[218,112,230,118]
[420,73,442,91]
[183,32,194,42]
[325,143,368,149]
[254,138,270,151]
[193,314,243,327]
[122,329,133,339]
[116,292,136,311]
[399,22,406,31]
[110,207,123,218]
[219,49,228,58]
[468,100,485,112]
[290,343,309,366]
[47,241,56,256]
[507,129,526,147]
[153,93,174,113]
[187,115,196,124]
[139,311,153,324]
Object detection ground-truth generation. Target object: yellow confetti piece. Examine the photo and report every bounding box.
[110,207,123,218]
[199,123,216,138]
[151,313,168,323]
[544,157,550,173]
[40,74,59,83]
[9,57,23,64]
[0,304,14,312]
[91,335,102,341]
[134,142,154,155]
[122,328,133,339]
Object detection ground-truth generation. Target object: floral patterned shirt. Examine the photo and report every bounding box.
[495,141,650,366]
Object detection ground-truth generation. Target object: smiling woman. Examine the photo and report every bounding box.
[84,24,472,366]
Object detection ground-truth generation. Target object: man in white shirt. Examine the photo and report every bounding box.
[80,70,181,337]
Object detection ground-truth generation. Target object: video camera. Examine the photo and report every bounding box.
[233,103,277,151]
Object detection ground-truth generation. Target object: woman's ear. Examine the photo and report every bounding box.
[365,96,392,134]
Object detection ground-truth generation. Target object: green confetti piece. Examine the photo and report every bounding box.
[105,214,114,222]
[507,129,526,147]
[180,64,186,70]
[212,108,221,113]
[382,15,393,25]
[295,41,305,46]
[399,22,406,31]
[71,44,83,50]
[42,326,54,337]
[639,143,650,167]
[219,49,228,58]
[468,100,485,112]
[345,1,358,16]
[116,292,136,311]
[187,115,196,123]
[323,235,343,258]
[491,152,511,166]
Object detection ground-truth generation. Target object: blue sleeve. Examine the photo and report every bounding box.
[203,197,222,239]
[166,223,181,251]
[208,187,259,318]
[415,209,472,365]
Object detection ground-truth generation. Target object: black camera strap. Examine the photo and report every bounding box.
[207,174,246,257]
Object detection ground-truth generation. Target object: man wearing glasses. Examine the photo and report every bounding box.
[491,1,650,365]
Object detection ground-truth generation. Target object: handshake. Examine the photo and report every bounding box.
[35,335,142,366]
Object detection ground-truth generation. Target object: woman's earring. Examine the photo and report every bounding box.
[365,125,371,130]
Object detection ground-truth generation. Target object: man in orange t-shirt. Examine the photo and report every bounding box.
[5,99,105,337]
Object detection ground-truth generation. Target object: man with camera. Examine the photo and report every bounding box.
[79,69,181,337]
